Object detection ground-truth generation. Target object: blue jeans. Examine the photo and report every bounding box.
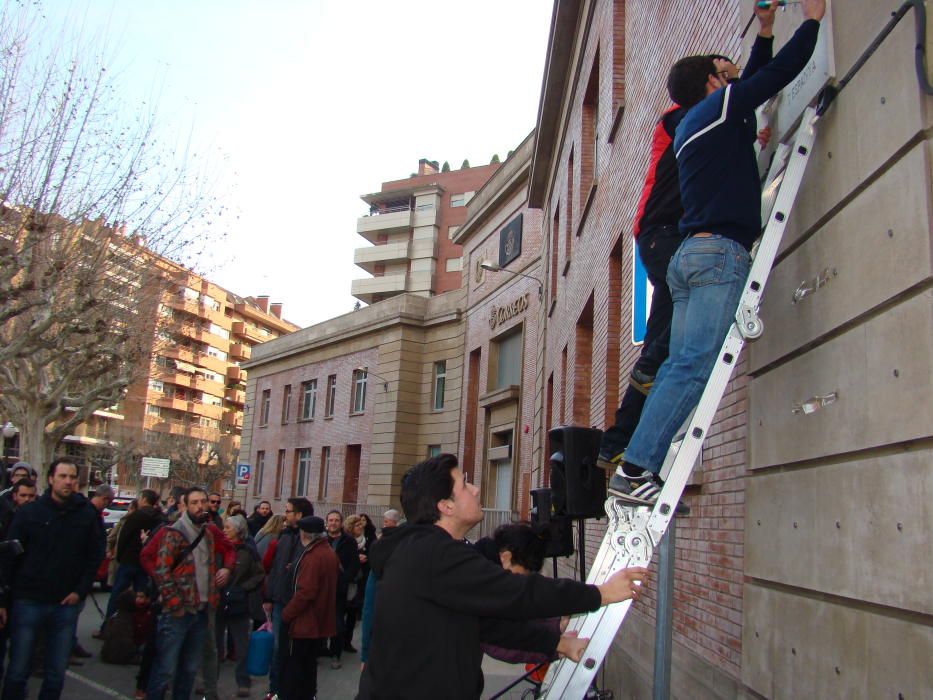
[1,598,81,700]
[102,563,150,627]
[145,609,209,700]
[625,234,751,473]
[269,602,284,695]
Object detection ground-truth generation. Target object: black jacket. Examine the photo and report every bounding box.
[328,532,360,598]
[358,524,602,700]
[116,506,163,567]
[265,526,303,605]
[8,490,105,603]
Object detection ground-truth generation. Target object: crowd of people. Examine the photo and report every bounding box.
[0,457,398,700]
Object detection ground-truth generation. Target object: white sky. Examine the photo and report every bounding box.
[43,1,553,327]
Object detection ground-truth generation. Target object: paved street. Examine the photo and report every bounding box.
[36,590,530,700]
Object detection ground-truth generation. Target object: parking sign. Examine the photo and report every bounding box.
[236,463,251,485]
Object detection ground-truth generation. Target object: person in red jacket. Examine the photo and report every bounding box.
[280,516,339,700]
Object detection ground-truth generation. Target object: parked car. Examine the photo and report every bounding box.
[102,496,133,529]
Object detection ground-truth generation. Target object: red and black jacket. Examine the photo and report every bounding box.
[633,105,685,237]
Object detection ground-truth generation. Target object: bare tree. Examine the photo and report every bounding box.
[0,3,224,468]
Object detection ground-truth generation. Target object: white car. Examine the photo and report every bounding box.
[102,497,133,529]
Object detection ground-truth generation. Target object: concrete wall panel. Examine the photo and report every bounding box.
[749,291,933,468]
[750,141,932,371]
[742,583,933,700]
[779,18,931,253]
[746,449,933,614]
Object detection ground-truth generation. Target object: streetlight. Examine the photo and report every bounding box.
[355,367,389,392]
[1,422,17,472]
[480,261,544,300]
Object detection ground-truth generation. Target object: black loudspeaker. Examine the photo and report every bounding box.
[530,488,574,558]
[548,426,607,519]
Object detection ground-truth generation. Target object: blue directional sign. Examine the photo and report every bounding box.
[236,463,251,485]
[631,240,653,345]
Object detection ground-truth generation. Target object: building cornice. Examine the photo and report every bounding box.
[454,131,535,246]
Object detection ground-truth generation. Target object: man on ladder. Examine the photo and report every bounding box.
[597,1,778,478]
[609,0,827,500]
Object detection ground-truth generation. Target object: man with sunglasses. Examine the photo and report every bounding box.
[206,492,223,529]
[612,0,826,497]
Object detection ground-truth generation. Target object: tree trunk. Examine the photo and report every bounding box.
[21,402,48,474]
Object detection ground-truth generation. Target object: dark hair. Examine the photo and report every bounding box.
[473,536,500,565]
[258,500,271,508]
[139,489,160,507]
[400,453,458,524]
[493,522,549,573]
[11,478,36,496]
[326,509,343,522]
[667,55,718,108]
[360,513,377,541]
[287,497,314,518]
[209,491,222,498]
[47,458,78,480]
[184,486,207,501]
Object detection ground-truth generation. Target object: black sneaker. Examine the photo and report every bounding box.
[629,368,655,396]
[596,449,625,471]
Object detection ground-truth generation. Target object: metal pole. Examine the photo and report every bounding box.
[577,519,586,583]
[653,517,676,700]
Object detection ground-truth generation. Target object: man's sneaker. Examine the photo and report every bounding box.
[596,449,625,471]
[629,368,655,396]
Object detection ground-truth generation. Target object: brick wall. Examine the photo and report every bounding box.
[534,0,747,686]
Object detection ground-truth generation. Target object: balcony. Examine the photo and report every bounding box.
[353,240,411,274]
[350,273,407,305]
[163,346,195,364]
[166,296,204,319]
[356,207,413,243]
[231,321,265,344]
[225,388,246,405]
[154,395,189,412]
[227,366,247,383]
[194,352,227,375]
[229,343,251,361]
[221,410,243,431]
[194,375,227,396]
[188,400,224,421]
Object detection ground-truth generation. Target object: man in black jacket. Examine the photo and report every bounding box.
[1,459,104,700]
[325,509,359,668]
[262,497,313,700]
[99,489,162,633]
[358,454,647,700]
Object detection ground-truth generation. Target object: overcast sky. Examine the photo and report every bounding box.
[42,1,553,327]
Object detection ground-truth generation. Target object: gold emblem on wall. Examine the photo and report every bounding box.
[489,293,530,330]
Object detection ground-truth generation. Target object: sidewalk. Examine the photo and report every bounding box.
[62,591,537,700]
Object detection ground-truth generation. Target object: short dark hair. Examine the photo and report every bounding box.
[184,486,207,501]
[667,55,718,108]
[47,458,78,480]
[400,453,458,524]
[493,522,549,574]
[138,489,159,506]
[209,491,222,498]
[11,478,36,496]
[287,497,314,518]
[258,500,271,508]
[326,509,343,522]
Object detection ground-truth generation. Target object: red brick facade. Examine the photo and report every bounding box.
[529,0,748,688]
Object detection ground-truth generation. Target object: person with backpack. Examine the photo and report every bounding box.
[216,514,265,698]
[144,487,232,700]
[97,489,162,637]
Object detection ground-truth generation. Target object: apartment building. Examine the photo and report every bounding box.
[117,271,299,492]
[352,159,499,304]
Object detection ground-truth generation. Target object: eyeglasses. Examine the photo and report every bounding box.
[209,499,221,505]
